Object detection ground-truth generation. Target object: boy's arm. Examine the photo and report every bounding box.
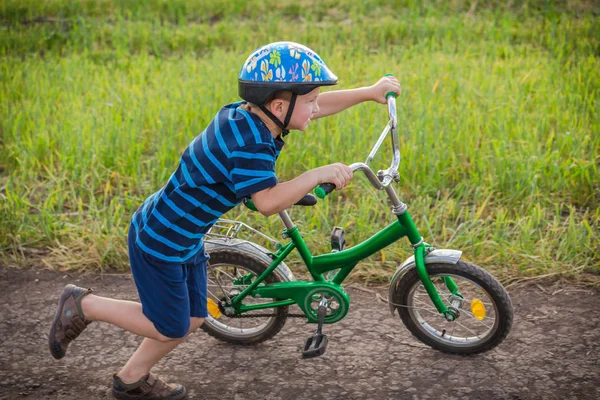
[251,163,352,216]
[313,75,401,119]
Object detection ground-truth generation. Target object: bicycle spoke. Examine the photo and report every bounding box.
[411,296,441,314]
[213,272,230,298]
[216,268,238,282]
[452,319,483,338]
[207,284,240,291]
[207,288,220,300]
[458,308,495,329]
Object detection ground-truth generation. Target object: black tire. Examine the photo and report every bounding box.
[201,247,288,345]
[393,261,513,355]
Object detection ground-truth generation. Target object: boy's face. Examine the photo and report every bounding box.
[286,88,320,131]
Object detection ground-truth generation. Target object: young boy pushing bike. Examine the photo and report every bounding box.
[49,41,400,399]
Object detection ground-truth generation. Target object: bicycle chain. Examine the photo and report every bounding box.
[218,296,306,318]
[229,313,306,318]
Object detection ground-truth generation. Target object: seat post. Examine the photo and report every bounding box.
[279,210,294,230]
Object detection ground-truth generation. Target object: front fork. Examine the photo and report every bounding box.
[414,244,462,321]
[397,210,462,321]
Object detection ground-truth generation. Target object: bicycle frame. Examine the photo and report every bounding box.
[229,193,453,320]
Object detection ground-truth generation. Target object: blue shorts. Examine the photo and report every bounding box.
[127,225,209,339]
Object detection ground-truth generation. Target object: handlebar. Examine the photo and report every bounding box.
[315,85,401,199]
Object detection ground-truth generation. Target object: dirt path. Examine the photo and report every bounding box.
[0,266,598,400]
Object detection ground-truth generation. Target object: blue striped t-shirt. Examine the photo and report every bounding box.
[131,101,284,263]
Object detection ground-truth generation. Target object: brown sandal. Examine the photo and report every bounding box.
[48,284,93,359]
[112,373,187,400]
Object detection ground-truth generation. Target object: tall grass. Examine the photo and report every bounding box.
[1,0,598,283]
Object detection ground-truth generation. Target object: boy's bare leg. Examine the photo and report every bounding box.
[81,294,168,341]
[116,317,205,384]
[81,294,205,383]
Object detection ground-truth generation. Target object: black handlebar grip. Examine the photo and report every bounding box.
[314,183,336,199]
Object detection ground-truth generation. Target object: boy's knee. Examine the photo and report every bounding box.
[155,333,179,342]
[156,320,190,341]
[190,317,205,331]
[155,317,203,341]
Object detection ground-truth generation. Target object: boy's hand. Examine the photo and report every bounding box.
[313,163,353,190]
[369,75,401,104]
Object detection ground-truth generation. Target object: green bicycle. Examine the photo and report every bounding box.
[202,92,513,358]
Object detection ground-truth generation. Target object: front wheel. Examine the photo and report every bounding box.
[393,261,513,355]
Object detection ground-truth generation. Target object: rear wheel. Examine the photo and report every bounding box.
[393,261,513,354]
[201,248,288,345]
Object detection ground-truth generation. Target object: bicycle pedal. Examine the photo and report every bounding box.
[302,333,328,359]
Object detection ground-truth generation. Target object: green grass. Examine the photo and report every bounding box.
[1,0,598,284]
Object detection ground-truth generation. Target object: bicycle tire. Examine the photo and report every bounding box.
[392,261,513,354]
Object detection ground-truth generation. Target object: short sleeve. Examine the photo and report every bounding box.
[230,142,278,198]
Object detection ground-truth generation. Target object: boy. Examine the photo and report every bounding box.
[49,41,400,399]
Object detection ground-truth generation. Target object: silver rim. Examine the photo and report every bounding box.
[205,262,280,338]
[407,273,499,348]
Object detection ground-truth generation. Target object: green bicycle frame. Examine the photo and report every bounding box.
[230,210,452,317]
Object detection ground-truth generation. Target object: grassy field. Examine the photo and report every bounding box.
[1,0,598,284]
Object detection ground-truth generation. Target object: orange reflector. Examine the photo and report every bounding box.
[471,298,486,320]
[207,299,222,319]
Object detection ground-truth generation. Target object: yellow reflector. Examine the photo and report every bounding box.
[207,299,222,319]
[471,299,486,320]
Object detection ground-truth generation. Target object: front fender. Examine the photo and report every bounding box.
[388,249,462,315]
[205,238,296,282]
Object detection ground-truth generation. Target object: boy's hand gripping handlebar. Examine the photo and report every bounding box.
[315,85,400,199]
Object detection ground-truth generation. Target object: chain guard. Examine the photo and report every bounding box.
[229,313,306,319]
[219,285,349,323]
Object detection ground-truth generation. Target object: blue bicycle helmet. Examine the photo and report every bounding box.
[238,41,338,135]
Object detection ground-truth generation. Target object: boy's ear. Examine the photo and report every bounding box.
[268,99,286,118]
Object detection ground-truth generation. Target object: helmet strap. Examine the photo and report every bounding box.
[259,93,297,137]
[281,93,297,136]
